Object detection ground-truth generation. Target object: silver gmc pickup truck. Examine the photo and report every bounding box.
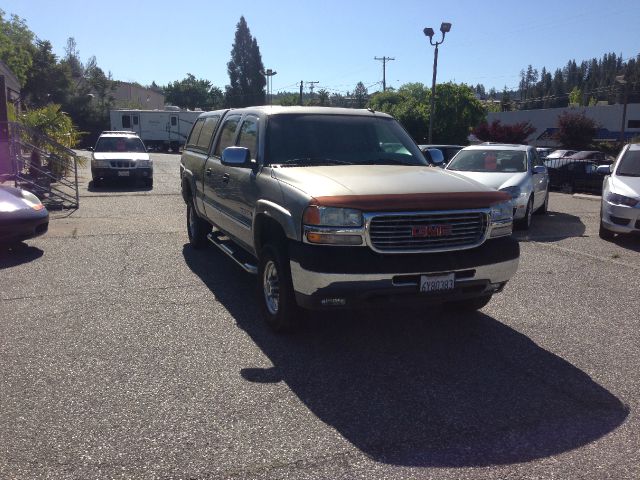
[180,106,519,331]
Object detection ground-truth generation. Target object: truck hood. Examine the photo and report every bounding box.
[93,152,150,161]
[272,165,510,211]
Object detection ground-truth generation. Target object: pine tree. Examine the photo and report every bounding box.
[225,16,266,107]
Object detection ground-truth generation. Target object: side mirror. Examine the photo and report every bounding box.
[87,147,94,151]
[427,148,445,167]
[221,146,253,168]
[596,165,612,175]
[533,165,546,174]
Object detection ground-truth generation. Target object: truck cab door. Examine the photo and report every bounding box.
[203,115,241,232]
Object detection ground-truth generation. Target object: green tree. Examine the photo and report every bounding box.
[568,86,582,106]
[225,16,266,107]
[165,73,221,109]
[0,9,35,85]
[317,89,329,106]
[369,82,484,144]
[23,40,72,107]
[353,82,369,108]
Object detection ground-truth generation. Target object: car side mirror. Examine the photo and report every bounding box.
[427,148,445,167]
[221,146,253,168]
[596,165,612,175]
[533,165,546,174]
[87,147,94,151]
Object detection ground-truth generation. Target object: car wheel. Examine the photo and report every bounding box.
[536,189,549,214]
[258,244,299,332]
[445,295,493,312]
[146,178,153,189]
[186,199,210,249]
[92,178,101,188]
[598,206,615,240]
[515,196,534,230]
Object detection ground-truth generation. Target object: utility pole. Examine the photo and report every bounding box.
[306,81,319,97]
[616,75,629,144]
[299,80,303,106]
[374,56,395,92]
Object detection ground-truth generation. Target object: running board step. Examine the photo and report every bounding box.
[207,231,258,274]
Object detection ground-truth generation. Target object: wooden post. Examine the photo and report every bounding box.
[0,75,12,177]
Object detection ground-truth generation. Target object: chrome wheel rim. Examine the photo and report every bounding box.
[263,260,280,315]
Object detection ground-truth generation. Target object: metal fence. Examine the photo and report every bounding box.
[3,122,79,209]
[544,158,607,195]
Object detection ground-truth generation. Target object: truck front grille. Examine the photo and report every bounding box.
[110,160,134,168]
[367,211,488,253]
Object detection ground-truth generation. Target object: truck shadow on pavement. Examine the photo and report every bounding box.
[183,244,628,468]
[515,210,586,243]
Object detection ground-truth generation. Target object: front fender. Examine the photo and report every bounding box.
[254,199,299,242]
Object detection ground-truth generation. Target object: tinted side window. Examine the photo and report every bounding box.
[236,116,259,160]
[122,115,131,128]
[196,116,220,150]
[171,116,177,126]
[186,118,205,149]
[214,116,241,156]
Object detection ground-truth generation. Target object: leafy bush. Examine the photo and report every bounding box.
[554,111,597,150]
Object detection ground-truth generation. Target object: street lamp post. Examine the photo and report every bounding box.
[262,69,277,105]
[423,22,451,144]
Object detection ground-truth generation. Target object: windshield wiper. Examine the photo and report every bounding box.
[277,157,353,166]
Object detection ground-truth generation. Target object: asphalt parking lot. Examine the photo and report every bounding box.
[1,152,638,479]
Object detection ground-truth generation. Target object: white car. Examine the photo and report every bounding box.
[445,144,549,230]
[90,131,153,188]
[598,143,640,239]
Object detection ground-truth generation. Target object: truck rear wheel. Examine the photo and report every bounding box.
[258,244,299,332]
[187,199,210,249]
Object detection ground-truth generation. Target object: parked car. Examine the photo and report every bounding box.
[545,149,578,160]
[598,143,640,239]
[536,147,554,159]
[0,185,49,246]
[566,150,613,163]
[180,107,519,331]
[445,144,549,230]
[545,158,607,193]
[418,144,464,165]
[90,131,153,188]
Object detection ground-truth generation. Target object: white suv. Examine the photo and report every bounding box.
[91,131,153,188]
[598,143,640,239]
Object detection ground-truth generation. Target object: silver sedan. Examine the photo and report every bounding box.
[445,144,549,230]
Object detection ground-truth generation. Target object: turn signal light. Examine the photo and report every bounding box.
[305,232,362,245]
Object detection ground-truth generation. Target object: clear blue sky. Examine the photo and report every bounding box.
[4,0,639,94]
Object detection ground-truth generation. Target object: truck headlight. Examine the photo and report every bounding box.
[499,186,522,199]
[303,206,363,227]
[137,159,152,167]
[490,201,513,222]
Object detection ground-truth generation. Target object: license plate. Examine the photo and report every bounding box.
[419,273,455,292]
[117,170,130,176]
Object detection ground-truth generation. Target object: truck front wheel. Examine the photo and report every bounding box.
[258,244,299,332]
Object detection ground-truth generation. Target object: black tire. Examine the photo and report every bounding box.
[186,199,210,249]
[515,196,534,230]
[445,295,493,312]
[92,178,101,188]
[257,243,299,332]
[146,178,153,189]
[536,189,549,214]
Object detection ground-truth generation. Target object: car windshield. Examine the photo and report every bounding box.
[569,151,597,159]
[446,149,527,173]
[95,137,146,152]
[265,114,426,166]
[617,150,640,176]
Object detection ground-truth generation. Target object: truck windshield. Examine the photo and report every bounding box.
[95,137,146,152]
[265,114,426,167]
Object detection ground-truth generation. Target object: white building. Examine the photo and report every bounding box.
[487,104,640,147]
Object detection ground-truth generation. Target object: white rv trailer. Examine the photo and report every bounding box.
[109,108,202,152]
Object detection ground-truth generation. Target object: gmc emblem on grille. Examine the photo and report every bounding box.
[412,224,453,238]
